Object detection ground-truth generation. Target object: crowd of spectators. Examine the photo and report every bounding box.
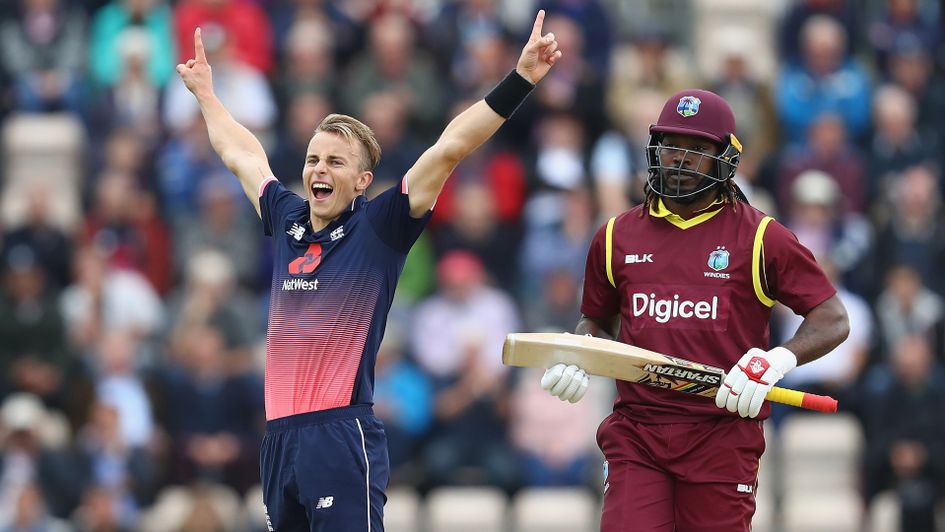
[0,0,943,529]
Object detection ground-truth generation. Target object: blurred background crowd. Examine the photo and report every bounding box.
[0,0,943,530]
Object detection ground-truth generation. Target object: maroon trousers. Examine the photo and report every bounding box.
[597,412,765,532]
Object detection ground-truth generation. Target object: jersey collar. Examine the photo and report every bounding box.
[649,197,725,230]
[298,195,366,242]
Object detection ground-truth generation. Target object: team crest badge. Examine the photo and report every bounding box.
[707,246,729,271]
[677,96,702,117]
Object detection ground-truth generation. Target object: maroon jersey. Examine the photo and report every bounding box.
[581,199,835,422]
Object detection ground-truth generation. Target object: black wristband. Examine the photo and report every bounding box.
[485,70,535,119]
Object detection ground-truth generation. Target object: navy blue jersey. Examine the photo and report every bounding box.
[259,177,430,420]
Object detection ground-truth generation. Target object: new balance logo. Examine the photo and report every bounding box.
[625,254,654,264]
[287,223,305,241]
[737,484,753,494]
[315,496,334,509]
[330,225,345,241]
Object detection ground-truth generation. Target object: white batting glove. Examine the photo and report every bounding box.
[540,363,590,403]
[715,347,797,418]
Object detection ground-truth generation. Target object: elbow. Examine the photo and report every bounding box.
[435,138,469,165]
[832,302,851,348]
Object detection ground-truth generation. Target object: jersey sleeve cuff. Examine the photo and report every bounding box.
[259,176,278,198]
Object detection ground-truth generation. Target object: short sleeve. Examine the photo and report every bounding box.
[259,178,306,236]
[364,177,432,253]
[580,221,620,318]
[763,219,836,315]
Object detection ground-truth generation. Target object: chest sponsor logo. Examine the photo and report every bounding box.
[288,243,322,275]
[632,293,719,324]
[282,278,319,291]
[625,253,654,264]
[705,246,731,279]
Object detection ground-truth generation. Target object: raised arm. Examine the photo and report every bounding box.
[404,10,562,217]
[175,28,273,218]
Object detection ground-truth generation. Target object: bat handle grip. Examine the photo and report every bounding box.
[766,386,838,413]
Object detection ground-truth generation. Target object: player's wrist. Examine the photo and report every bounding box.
[768,346,797,375]
[485,69,535,119]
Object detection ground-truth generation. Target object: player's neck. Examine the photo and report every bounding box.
[309,210,336,233]
[661,194,719,220]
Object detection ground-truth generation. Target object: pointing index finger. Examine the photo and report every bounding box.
[530,10,545,41]
[194,27,206,63]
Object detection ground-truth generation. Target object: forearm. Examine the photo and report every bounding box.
[404,100,509,215]
[434,100,506,163]
[782,296,850,365]
[197,93,268,170]
[574,315,618,341]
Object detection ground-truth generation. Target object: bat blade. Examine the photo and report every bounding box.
[502,333,837,413]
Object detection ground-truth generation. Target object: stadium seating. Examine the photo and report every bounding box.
[385,487,422,532]
[425,486,507,532]
[510,487,599,532]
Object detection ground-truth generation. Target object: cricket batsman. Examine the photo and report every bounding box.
[540,89,850,531]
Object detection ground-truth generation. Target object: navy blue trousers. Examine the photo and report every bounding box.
[260,405,389,531]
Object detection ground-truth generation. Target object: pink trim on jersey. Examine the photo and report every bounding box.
[401,175,409,194]
[259,176,278,198]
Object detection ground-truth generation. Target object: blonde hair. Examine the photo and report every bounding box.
[314,114,382,171]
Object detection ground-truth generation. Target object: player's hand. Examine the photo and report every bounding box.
[176,27,213,100]
[540,363,589,403]
[515,10,562,85]
[716,347,797,418]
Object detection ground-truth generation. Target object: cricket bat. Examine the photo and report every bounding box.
[502,332,837,413]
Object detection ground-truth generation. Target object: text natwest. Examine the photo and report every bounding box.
[282,278,319,291]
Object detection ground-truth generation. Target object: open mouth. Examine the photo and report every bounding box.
[311,182,334,201]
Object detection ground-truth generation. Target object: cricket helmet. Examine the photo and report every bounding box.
[645,89,743,200]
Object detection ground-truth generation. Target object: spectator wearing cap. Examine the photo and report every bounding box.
[784,170,872,294]
[0,393,82,523]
